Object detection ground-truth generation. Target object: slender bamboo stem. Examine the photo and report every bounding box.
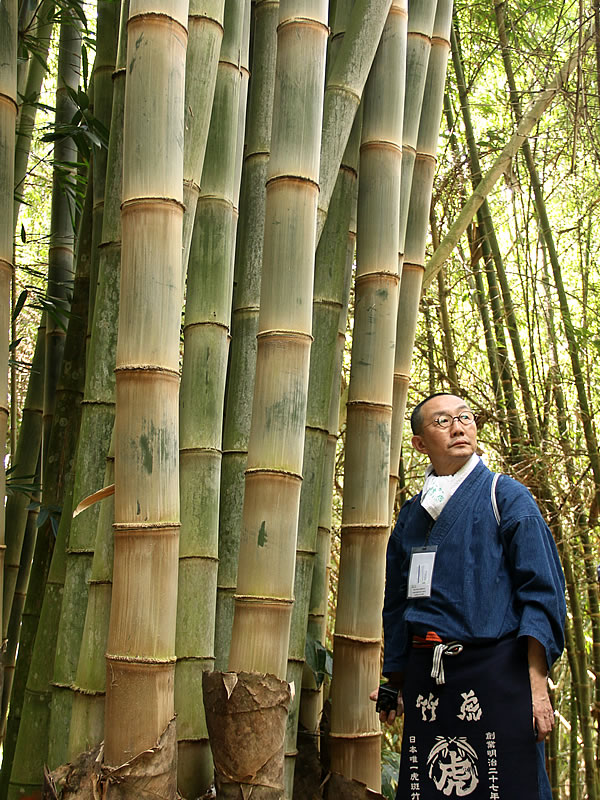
[176,0,248,791]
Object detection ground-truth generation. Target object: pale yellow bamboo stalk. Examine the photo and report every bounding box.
[104,0,188,782]
[215,0,278,670]
[329,0,406,790]
[228,0,329,680]
[389,0,452,519]
[0,0,17,662]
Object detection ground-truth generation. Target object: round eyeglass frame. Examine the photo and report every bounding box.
[425,411,477,430]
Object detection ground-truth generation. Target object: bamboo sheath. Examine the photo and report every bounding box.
[181,0,225,276]
[228,0,328,681]
[176,0,248,791]
[105,0,187,774]
[389,0,451,522]
[216,0,278,669]
[329,0,406,789]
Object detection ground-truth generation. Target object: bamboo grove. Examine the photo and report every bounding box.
[2,0,600,797]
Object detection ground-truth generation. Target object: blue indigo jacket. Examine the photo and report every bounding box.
[382,460,566,676]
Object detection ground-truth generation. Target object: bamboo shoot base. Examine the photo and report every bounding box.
[203,671,291,799]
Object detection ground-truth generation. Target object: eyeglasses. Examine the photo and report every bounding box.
[425,411,477,430]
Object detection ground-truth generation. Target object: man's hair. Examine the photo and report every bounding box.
[410,392,455,435]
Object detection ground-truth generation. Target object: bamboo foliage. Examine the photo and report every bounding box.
[176,0,248,791]
[227,0,328,680]
[215,0,278,670]
[105,0,187,781]
[329,0,406,789]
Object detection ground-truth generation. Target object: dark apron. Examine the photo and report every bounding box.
[396,636,539,799]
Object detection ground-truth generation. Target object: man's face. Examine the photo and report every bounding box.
[411,395,478,476]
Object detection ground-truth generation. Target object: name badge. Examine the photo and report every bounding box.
[407,546,437,598]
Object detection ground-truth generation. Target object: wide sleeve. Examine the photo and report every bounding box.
[498,478,566,669]
[382,502,412,676]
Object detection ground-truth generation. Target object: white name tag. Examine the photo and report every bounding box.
[407,546,437,598]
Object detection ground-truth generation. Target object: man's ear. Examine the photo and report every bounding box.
[412,434,428,455]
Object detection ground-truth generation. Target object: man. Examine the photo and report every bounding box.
[377,393,565,799]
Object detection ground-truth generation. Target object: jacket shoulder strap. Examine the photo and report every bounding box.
[491,472,501,525]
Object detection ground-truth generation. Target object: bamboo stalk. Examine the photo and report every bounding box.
[181,0,225,276]
[316,0,391,239]
[104,0,188,782]
[67,433,114,757]
[329,0,406,788]
[43,10,81,467]
[216,0,278,670]
[227,0,328,680]
[176,0,248,791]
[388,0,436,518]
[285,108,360,797]
[0,0,18,700]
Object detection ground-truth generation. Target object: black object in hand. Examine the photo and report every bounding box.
[376,684,399,714]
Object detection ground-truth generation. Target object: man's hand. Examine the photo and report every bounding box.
[528,637,554,741]
[369,686,404,724]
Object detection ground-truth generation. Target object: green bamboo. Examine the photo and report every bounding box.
[104,0,187,782]
[181,0,225,275]
[43,10,81,466]
[13,0,55,222]
[388,0,436,517]
[285,110,360,798]
[7,171,90,786]
[216,0,278,671]
[0,0,17,689]
[1,469,39,744]
[329,0,406,788]
[88,0,119,315]
[7,484,73,799]
[449,21,523,455]
[316,0,391,239]
[48,0,129,763]
[67,433,114,758]
[176,0,248,792]
[2,323,44,642]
